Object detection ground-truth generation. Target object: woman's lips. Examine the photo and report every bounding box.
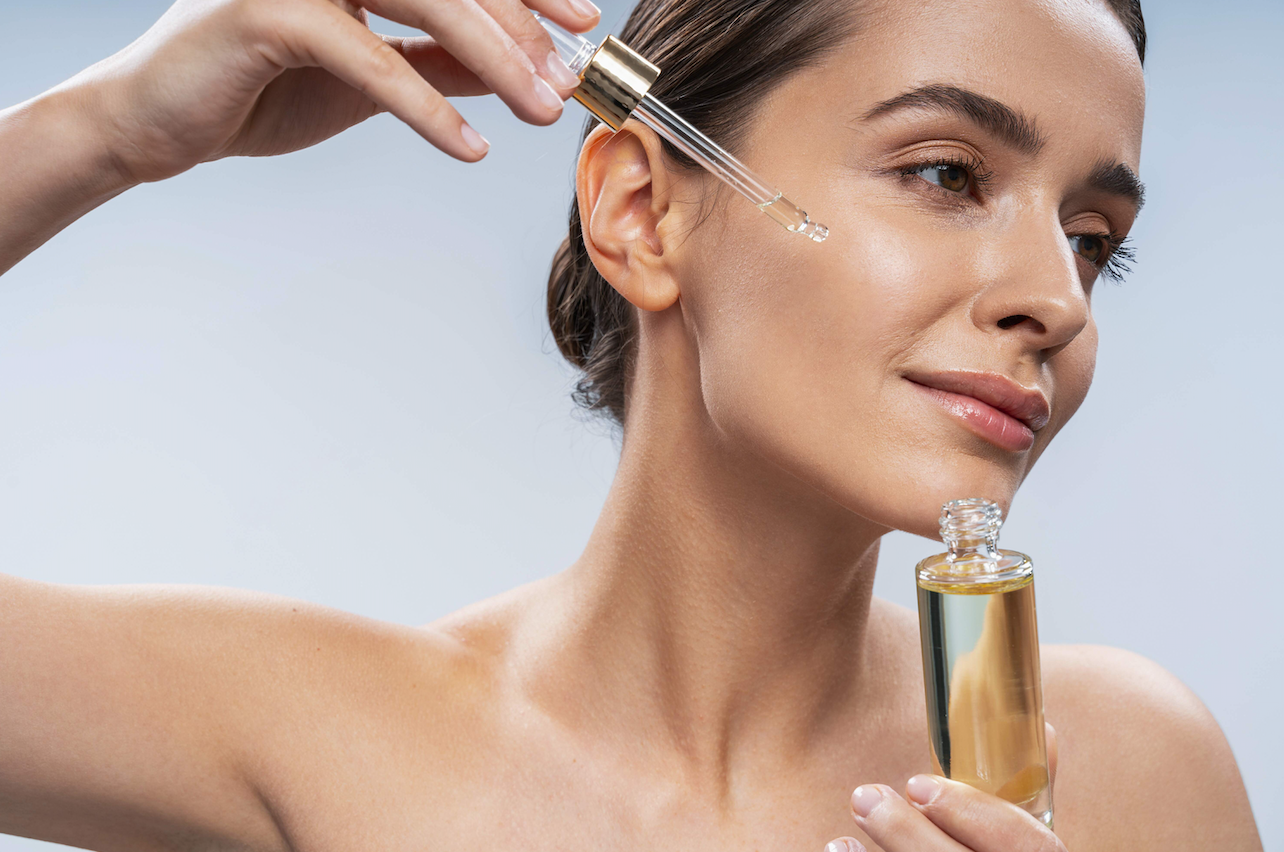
[905,372,1051,453]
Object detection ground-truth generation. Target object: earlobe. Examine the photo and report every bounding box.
[576,124,682,313]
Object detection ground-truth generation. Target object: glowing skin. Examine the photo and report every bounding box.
[630,0,1142,541]
[0,1,1263,851]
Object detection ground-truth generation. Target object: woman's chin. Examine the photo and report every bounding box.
[823,460,1021,542]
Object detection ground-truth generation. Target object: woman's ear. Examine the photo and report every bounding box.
[575,123,682,313]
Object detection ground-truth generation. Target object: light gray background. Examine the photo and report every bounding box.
[1,0,1280,848]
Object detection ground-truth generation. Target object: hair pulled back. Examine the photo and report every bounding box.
[546,0,1146,427]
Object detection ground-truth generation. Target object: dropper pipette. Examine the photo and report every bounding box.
[536,14,829,243]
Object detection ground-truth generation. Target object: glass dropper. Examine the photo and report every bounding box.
[535,14,829,243]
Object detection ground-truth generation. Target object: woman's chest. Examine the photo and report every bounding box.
[258,723,919,852]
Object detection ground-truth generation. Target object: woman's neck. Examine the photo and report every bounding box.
[516,339,892,795]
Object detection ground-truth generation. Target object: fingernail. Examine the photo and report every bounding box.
[546,50,580,89]
[460,122,489,156]
[906,774,943,805]
[824,839,867,852]
[851,785,884,819]
[534,75,564,112]
[569,0,600,18]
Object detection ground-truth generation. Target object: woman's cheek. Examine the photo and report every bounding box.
[703,213,927,419]
[1043,319,1098,442]
[690,210,962,491]
[835,215,962,334]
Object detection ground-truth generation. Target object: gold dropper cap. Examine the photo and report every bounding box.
[573,36,661,130]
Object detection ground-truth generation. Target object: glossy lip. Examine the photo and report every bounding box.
[905,370,1052,453]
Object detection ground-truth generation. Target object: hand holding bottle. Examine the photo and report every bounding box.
[60,0,595,184]
[824,724,1063,852]
[0,0,596,273]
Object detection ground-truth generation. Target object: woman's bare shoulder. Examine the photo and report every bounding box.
[214,581,551,848]
[857,602,1262,849]
[1041,644,1262,850]
[0,575,528,851]
[244,579,541,732]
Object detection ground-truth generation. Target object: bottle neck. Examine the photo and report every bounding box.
[939,498,1004,567]
[944,533,1001,565]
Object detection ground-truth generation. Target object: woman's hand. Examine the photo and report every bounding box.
[0,0,594,273]
[825,776,1064,852]
[67,0,597,185]
[824,725,1062,852]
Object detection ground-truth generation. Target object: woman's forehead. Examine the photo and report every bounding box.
[811,0,1146,165]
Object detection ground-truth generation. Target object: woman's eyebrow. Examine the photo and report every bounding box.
[1086,159,1146,213]
[862,84,1145,214]
[861,84,1046,156]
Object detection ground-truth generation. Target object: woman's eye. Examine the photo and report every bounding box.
[916,164,971,193]
[1070,234,1105,265]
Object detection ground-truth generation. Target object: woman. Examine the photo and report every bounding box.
[0,0,1263,849]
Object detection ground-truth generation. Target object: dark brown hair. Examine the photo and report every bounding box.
[547,0,1147,426]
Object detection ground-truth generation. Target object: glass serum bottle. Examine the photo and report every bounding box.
[916,499,1053,827]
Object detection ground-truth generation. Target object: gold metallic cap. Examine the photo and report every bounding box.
[572,35,661,130]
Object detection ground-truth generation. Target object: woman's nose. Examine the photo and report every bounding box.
[970,221,1091,359]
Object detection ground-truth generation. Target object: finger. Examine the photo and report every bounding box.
[261,0,489,160]
[850,784,970,852]
[903,776,1066,852]
[822,838,868,852]
[472,0,588,91]
[521,0,601,33]
[331,0,367,22]
[363,0,566,125]
[1047,722,1059,788]
[382,35,490,97]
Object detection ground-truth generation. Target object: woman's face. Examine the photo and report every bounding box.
[665,0,1146,538]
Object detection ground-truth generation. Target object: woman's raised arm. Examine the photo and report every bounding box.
[0,0,596,843]
[0,0,597,275]
[0,570,474,850]
[0,574,298,849]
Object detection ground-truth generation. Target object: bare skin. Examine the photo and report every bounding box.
[0,0,1263,850]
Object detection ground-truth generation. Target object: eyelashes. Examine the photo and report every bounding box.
[1068,231,1135,284]
[1096,233,1135,284]
[898,155,1136,284]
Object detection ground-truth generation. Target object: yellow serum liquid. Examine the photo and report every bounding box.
[917,554,1053,828]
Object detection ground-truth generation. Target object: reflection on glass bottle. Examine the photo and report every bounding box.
[916,499,1053,828]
